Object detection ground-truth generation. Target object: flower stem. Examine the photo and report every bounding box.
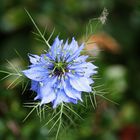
[25,9,51,49]
[55,102,63,140]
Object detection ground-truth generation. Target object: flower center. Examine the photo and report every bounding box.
[53,62,67,76]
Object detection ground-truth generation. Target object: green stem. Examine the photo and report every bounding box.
[55,102,63,140]
[25,9,51,49]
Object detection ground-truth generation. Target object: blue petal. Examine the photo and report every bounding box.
[33,82,42,100]
[70,77,92,92]
[68,62,97,77]
[63,39,69,50]
[50,36,63,60]
[34,95,41,100]
[84,63,97,77]
[62,79,77,99]
[68,37,79,53]
[34,90,42,100]
[34,76,58,103]
[64,38,78,59]
[45,76,58,87]
[74,92,82,101]
[53,89,77,108]
[68,62,88,69]
[86,62,97,69]
[40,54,52,64]
[46,53,55,61]
[28,54,40,64]
[50,36,59,59]
[22,66,49,81]
[31,80,39,92]
[40,93,56,105]
[87,78,94,84]
[74,55,88,63]
[66,43,85,62]
[64,38,78,52]
[64,80,82,100]
[84,68,97,77]
[61,39,69,61]
[40,83,56,105]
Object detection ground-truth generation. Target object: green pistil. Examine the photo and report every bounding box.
[52,62,67,76]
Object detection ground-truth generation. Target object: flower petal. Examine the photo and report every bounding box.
[40,84,56,105]
[62,79,79,99]
[66,43,85,62]
[22,66,49,81]
[74,55,88,63]
[63,38,79,60]
[70,77,92,92]
[53,89,77,108]
[28,54,40,64]
[50,36,63,60]
[68,62,88,69]
[31,80,39,92]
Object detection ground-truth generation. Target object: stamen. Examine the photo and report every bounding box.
[52,61,68,76]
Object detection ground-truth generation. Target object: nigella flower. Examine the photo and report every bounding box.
[23,37,97,108]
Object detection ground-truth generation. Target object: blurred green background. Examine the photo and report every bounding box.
[0,0,140,140]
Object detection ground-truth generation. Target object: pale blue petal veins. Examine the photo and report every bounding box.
[39,83,56,105]
[70,77,92,92]
[31,81,42,100]
[68,37,79,53]
[84,63,97,77]
[40,91,56,105]
[65,82,82,100]
[22,66,50,81]
[68,62,88,69]
[64,38,79,60]
[31,81,39,92]
[62,78,78,99]
[34,77,57,101]
[74,55,88,63]
[84,68,97,77]
[40,54,51,63]
[53,89,77,108]
[87,78,94,84]
[86,62,98,69]
[28,54,40,64]
[66,43,85,62]
[50,36,63,60]
[50,36,60,59]
[61,39,69,61]
[68,62,97,77]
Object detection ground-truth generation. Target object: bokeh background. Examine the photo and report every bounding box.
[0,0,140,140]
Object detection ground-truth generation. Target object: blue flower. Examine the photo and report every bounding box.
[23,37,97,108]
